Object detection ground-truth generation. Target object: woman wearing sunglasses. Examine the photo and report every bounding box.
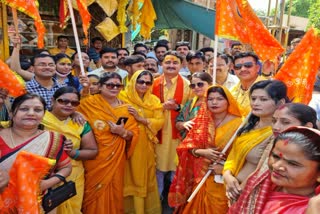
[41,86,98,214]
[119,70,164,213]
[169,85,243,213]
[77,72,139,213]
[175,72,213,139]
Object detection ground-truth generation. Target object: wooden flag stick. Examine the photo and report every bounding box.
[12,8,19,34]
[187,113,251,202]
[66,0,85,76]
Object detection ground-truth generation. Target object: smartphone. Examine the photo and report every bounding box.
[116,117,129,125]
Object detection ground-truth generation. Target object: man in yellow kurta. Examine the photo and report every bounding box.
[49,35,75,57]
[152,52,192,200]
[230,52,268,115]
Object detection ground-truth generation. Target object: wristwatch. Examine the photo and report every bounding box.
[175,104,181,112]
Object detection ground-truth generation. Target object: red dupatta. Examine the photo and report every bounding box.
[152,74,184,143]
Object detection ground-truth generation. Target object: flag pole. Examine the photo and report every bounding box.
[12,8,19,34]
[66,0,85,76]
[212,35,218,84]
[187,113,251,202]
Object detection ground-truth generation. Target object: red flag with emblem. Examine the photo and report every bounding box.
[59,0,70,29]
[275,28,320,104]
[215,0,284,62]
[0,0,46,48]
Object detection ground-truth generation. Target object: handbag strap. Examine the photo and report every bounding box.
[52,174,67,184]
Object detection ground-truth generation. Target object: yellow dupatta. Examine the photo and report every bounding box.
[223,126,273,176]
[119,70,163,143]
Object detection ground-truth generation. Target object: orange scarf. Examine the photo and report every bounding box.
[152,74,184,142]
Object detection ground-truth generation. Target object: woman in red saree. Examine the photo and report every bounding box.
[0,93,72,213]
[229,103,318,214]
[229,126,320,214]
[168,85,243,213]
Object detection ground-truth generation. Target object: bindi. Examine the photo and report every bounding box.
[279,153,283,158]
[282,139,289,146]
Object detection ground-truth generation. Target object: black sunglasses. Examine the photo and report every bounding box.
[103,83,124,89]
[189,82,205,89]
[136,79,153,86]
[234,62,254,70]
[56,98,80,107]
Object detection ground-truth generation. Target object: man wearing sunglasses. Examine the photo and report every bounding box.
[152,51,192,202]
[230,52,267,115]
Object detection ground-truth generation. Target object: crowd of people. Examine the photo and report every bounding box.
[0,33,319,214]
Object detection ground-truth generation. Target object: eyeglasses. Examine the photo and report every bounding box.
[136,79,153,86]
[189,82,205,89]
[234,62,254,70]
[103,83,124,89]
[56,98,80,107]
[34,63,56,68]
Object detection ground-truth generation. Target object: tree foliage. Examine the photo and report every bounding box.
[307,0,320,29]
[284,0,317,18]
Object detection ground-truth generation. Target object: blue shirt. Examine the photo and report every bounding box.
[26,78,65,110]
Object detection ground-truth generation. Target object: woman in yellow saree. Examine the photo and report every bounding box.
[119,70,164,214]
[168,85,243,213]
[223,80,288,203]
[77,72,139,214]
[42,86,98,214]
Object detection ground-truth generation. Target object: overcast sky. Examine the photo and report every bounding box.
[248,0,277,11]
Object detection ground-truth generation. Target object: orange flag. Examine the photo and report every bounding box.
[59,0,70,29]
[75,0,91,45]
[0,151,55,213]
[0,59,26,97]
[59,0,91,45]
[215,0,284,62]
[275,28,320,104]
[1,0,46,48]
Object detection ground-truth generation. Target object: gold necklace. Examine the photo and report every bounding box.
[9,128,39,148]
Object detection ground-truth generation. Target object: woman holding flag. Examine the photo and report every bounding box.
[168,85,243,213]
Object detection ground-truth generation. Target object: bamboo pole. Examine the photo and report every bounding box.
[266,0,272,27]
[271,0,279,36]
[284,0,293,51]
[278,0,286,44]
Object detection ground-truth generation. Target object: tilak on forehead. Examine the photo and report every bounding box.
[163,55,181,63]
[58,57,72,64]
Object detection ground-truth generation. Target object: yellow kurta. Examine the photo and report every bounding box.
[223,126,273,177]
[119,70,164,213]
[155,75,191,172]
[42,111,86,214]
[230,75,266,115]
[48,47,76,58]
[77,94,139,214]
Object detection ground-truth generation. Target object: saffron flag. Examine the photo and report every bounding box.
[0,59,25,97]
[0,151,55,213]
[59,0,91,45]
[275,28,320,104]
[59,0,70,29]
[139,0,157,39]
[0,0,46,48]
[215,0,284,62]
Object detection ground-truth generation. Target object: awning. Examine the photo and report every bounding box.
[152,0,216,39]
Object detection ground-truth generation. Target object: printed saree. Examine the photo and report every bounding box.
[0,131,65,213]
[169,85,243,213]
[77,94,139,214]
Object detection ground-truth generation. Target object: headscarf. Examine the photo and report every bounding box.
[169,84,243,207]
[120,70,162,111]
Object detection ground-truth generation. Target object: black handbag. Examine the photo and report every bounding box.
[42,174,77,213]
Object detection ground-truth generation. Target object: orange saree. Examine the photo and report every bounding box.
[77,94,139,214]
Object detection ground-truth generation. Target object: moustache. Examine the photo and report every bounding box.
[147,67,155,72]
